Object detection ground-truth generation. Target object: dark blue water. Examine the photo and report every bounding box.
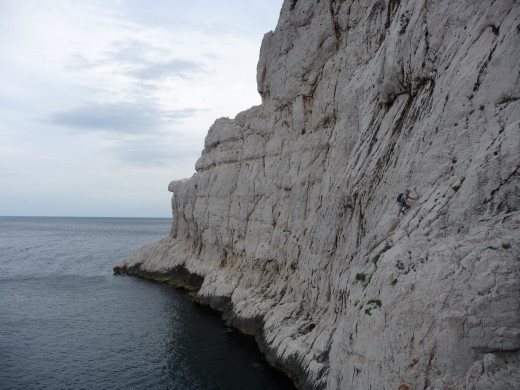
[0,217,294,390]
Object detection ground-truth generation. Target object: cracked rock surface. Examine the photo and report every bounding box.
[114,1,520,388]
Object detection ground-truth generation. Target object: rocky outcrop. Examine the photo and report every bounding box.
[115,1,520,388]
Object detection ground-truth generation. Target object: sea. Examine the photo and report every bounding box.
[0,216,294,390]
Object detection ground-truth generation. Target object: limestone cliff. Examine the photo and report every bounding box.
[115,1,520,388]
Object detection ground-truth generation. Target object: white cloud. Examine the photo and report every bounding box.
[49,102,201,134]
[0,0,282,217]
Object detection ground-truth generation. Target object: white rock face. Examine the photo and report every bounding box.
[117,1,520,388]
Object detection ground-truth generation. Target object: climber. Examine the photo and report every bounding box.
[397,190,418,217]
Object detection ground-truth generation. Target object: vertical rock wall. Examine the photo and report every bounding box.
[116,1,520,388]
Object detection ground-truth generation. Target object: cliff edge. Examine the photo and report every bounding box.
[115,1,520,388]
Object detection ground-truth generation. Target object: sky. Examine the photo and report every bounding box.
[0,0,282,218]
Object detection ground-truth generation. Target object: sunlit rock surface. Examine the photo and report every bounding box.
[115,1,520,388]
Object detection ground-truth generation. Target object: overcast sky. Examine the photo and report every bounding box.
[0,0,282,218]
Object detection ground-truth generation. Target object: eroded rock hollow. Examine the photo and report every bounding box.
[115,1,520,388]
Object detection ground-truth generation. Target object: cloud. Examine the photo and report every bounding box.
[112,139,201,167]
[108,39,153,63]
[66,40,206,80]
[106,39,208,80]
[0,0,283,217]
[49,102,201,134]
[131,59,207,80]
[115,146,174,166]
[65,53,101,72]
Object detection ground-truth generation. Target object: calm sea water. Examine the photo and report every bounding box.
[0,217,294,390]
